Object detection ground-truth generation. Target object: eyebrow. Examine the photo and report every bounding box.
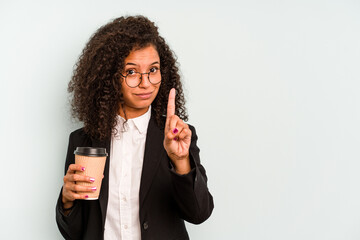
[125,61,160,66]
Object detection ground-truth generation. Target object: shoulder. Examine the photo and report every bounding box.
[68,127,92,145]
[69,127,109,148]
[69,127,87,138]
[187,124,198,141]
[187,123,196,131]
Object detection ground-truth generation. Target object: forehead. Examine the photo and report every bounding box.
[124,45,160,65]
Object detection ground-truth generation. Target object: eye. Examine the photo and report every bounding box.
[126,69,136,75]
[149,67,159,74]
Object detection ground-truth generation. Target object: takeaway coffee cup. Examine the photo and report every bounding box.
[74,147,108,200]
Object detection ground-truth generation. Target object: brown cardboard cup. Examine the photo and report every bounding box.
[74,147,107,200]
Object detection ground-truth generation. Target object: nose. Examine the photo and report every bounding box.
[138,73,151,88]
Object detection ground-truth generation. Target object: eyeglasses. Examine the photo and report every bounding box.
[120,67,161,88]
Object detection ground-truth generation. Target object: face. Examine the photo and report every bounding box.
[120,45,161,119]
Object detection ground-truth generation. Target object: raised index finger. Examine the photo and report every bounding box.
[167,88,176,119]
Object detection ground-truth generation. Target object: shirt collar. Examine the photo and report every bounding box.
[132,106,151,134]
[117,106,151,134]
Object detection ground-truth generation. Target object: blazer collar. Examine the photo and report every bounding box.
[139,115,166,206]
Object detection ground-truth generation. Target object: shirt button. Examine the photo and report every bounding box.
[122,196,127,202]
[143,222,149,230]
[124,225,128,229]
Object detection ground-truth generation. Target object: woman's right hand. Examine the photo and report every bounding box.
[62,164,96,209]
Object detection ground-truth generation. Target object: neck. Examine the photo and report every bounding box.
[119,105,149,119]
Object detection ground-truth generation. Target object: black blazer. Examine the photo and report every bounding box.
[56,115,214,240]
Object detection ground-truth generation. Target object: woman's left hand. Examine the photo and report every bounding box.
[163,88,192,175]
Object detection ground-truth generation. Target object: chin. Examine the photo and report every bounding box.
[131,101,152,110]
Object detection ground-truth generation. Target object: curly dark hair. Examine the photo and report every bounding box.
[68,15,188,141]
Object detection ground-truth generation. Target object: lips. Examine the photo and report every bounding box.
[134,92,152,99]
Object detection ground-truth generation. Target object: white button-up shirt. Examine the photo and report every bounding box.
[104,107,151,240]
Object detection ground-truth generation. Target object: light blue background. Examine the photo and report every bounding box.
[1,0,360,239]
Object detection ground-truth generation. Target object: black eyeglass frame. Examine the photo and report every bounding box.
[120,70,161,88]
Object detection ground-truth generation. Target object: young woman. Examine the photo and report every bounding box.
[56,15,213,240]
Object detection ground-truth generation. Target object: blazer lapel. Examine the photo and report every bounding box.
[91,137,111,229]
[90,115,165,224]
[139,116,165,206]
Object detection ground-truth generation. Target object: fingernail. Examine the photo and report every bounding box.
[90,178,95,182]
[173,137,178,141]
[85,195,89,198]
[173,128,178,134]
[91,187,97,191]
[81,167,85,171]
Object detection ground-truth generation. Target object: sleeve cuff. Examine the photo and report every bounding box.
[57,188,78,218]
[168,149,197,174]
